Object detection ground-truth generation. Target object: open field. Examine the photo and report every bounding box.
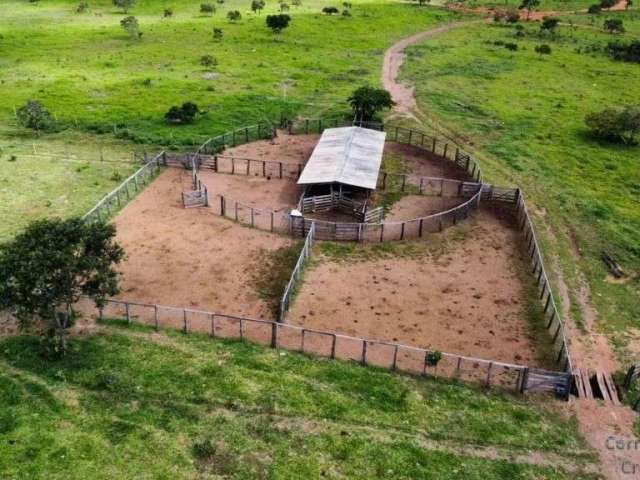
[0,0,460,146]
[0,130,147,241]
[0,321,600,479]
[288,209,554,366]
[400,16,640,357]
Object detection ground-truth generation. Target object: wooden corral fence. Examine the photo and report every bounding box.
[279,222,315,322]
[90,296,571,397]
[300,192,384,223]
[481,185,572,375]
[292,185,482,242]
[83,151,167,223]
[215,194,292,233]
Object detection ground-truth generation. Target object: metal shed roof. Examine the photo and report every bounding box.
[297,126,386,190]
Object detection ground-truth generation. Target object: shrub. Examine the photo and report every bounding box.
[535,44,552,54]
[120,15,141,39]
[585,106,640,144]
[227,10,242,21]
[343,1,352,6]
[607,40,640,63]
[163,7,173,17]
[342,8,351,15]
[322,6,339,14]
[200,54,218,67]
[200,3,215,14]
[213,27,223,40]
[165,102,199,124]
[604,18,625,33]
[113,0,135,13]
[426,351,442,367]
[76,1,89,13]
[266,14,291,33]
[292,0,302,6]
[493,9,506,22]
[505,42,518,51]
[280,2,290,11]
[16,100,54,132]
[540,16,559,34]
[519,0,540,19]
[600,0,616,7]
[588,3,602,12]
[506,9,520,22]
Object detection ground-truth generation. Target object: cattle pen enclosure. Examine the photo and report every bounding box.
[81,118,573,398]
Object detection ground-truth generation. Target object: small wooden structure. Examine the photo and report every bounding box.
[297,127,386,217]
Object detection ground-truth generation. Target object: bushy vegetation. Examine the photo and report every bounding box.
[607,39,640,62]
[348,86,395,122]
[16,100,54,133]
[266,13,291,32]
[165,101,200,124]
[585,105,640,144]
[0,218,123,356]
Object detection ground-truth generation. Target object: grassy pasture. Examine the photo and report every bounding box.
[401,16,640,345]
[1,0,459,146]
[0,320,599,479]
[0,130,145,241]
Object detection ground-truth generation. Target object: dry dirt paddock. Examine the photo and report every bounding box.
[287,209,547,367]
[110,167,293,322]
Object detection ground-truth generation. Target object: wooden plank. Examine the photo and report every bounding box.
[603,373,621,405]
[580,369,593,399]
[596,371,612,402]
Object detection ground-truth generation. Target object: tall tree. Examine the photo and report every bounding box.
[348,86,395,122]
[0,218,124,357]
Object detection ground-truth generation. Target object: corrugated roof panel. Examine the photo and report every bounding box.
[297,127,386,190]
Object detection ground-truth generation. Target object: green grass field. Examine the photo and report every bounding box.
[0,320,600,479]
[1,0,460,146]
[445,0,628,12]
[401,15,640,351]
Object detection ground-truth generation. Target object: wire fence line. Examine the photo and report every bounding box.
[82,151,167,223]
[514,189,572,374]
[279,223,315,322]
[88,296,571,396]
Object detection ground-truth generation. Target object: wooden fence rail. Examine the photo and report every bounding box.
[279,222,315,322]
[91,297,571,397]
[83,151,166,223]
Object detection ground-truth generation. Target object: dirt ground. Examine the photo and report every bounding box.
[112,167,292,320]
[222,132,319,163]
[384,142,471,180]
[386,195,465,221]
[287,209,545,366]
[199,170,299,211]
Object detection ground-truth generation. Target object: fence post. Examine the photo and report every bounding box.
[211,314,216,337]
[392,345,399,371]
[125,302,131,324]
[331,334,337,359]
[361,341,367,365]
[183,310,188,333]
[271,322,278,348]
[154,305,159,331]
[520,367,529,394]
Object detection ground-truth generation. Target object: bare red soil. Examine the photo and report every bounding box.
[288,209,546,366]
[112,168,293,320]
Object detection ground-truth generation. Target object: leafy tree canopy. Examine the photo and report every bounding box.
[0,218,124,356]
[16,100,54,133]
[348,86,395,122]
[266,13,291,32]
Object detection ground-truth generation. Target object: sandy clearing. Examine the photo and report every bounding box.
[112,167,293,320]
[288,209,546,366]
